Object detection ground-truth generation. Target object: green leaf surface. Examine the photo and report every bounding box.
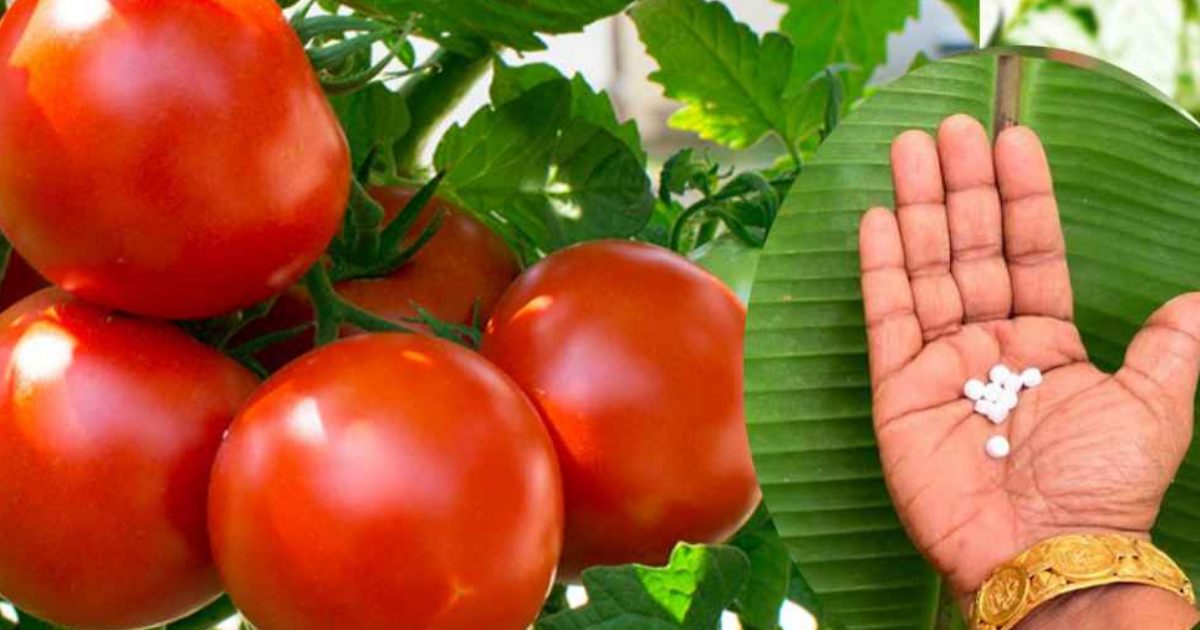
[491,61,646,165]
[540,583,572,618]
[489,61,564,105]
[630,0,820,151]
[775,0,919,104]
[435,80,653,256]
[349,0,633,51]
[787,563,847,630]
[329,82,410,174]
[744,49,1200,629]
[536,544,751,630]
[728,505,792,630]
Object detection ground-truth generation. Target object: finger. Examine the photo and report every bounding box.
[1118,292,1200,419]
[937,115,1011,322]
[859,207,923,386]
[892,130,963,341]
[995,126,1073,320]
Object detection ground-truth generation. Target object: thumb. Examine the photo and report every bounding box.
[1119,292,1200,414]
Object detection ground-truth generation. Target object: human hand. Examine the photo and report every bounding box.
[858,114,1200,599]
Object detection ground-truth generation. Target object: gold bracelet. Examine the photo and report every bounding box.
[970,533,1195,630]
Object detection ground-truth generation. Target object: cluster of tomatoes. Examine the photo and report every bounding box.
[0,0,760,629]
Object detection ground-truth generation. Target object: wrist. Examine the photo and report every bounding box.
[1015,584,1200,630]
[957,527,1152,609]
[964,533,1195,629]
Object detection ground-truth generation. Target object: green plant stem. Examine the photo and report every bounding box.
[392,45,493,176]
[668,198,717,253]
[228,324,313,359]
[214,296,279,349]
[303,264,413,347]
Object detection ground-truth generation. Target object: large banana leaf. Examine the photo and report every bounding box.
[744,47,1200,629]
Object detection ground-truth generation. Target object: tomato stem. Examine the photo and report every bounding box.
[392,45,493,177]
[214,296,280,349]
[303,264,414,347]
[227,323,312,360]
[327,175,446,283]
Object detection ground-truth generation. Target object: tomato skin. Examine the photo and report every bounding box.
[0,289,259,630]
[236,189,519,372]
[0,0,349,319]
[481,241,761,576]
[209,334,563,630]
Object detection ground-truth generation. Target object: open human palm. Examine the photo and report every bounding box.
[859,115,1200,598]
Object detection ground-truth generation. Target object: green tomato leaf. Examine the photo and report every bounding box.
[630,0,820,151]
[775,0,918,104]
[540,583,572,618]
[637,199,684,247]
[491,61,646,165]
[728,505,791,630]
[348,0,634,51]
[536,543,751,630]
[545,117,654,241]
[567,75,647,166]
[435,81,564,246]
[329,82,411,176]
[435,80,653,255]
[658,148,720,202]
[490,61,565,105]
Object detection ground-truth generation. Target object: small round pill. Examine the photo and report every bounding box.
[998,389,1018,410]
[986,408,1008,425]
[989,364,1012,384]
[985,435,1011,459]
[1002,373,1023,392]
[1020,367,1043,388]
[974,399,992,416]
[983,382,1003,402]
[964,379,986,401]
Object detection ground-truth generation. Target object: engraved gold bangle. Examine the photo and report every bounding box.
[970,533,1196,630]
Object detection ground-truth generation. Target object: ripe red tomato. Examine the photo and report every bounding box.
[236,189,519,371]
[209,334,563,630]
[0,251,48,311]
[0,290,259,629]
[481,241,761,575]
[0,0,349,319]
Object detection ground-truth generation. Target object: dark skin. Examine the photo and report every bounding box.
[859,114,1200,627]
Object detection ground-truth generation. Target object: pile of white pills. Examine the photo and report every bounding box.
[963,364,1042,459]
